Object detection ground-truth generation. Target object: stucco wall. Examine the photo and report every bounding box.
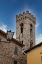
[27,46,42,64]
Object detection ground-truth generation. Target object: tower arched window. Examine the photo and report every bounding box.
[20,23,24,34]
[30,24,33,37]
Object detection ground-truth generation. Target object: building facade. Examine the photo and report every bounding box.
[0,30,23,64]
[25,42,42,64]
[16,11,36,51]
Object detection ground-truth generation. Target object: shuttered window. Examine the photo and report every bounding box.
[14,60,17,64]
[0,38,1,43]
[41,56,42,63]
[14,47,18,54]
[0,38,1,41]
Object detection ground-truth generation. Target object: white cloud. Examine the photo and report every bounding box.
[0,22,16,39]
[36,34,42,44]
[0,23,7,32]
[35,23,40,28]
[13,33,16,38]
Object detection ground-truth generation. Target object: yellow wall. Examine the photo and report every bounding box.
[27,46,42,64]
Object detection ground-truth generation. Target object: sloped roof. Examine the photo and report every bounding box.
[0,29,24,47]
[25,42,42,53]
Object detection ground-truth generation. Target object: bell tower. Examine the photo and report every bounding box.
[16,11,36,51]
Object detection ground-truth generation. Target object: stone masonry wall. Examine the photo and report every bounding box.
[16,11,36,51]
[0,35,22,64]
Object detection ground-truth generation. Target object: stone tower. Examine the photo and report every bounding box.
[16,11,36,51]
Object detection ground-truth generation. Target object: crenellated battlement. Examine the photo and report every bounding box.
[16,11,36,24]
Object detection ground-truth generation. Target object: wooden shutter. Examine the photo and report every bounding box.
[0,38,1,41]
[14,47,18,54]
[14,60,17,64]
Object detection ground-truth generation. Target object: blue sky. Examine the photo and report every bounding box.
[0,0,42,44]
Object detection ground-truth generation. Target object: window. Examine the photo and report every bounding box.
[14,47,18,54]
[30,24,33,28]
[30,29,32,36]
[41,56,42,63]
[14,60,17,64]
[30,24,33,36]
[0,38,1,43]
[20,23,23,33]
[30,40,33,48]
[30,43,32,48]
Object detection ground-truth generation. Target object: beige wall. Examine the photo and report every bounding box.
[27,46,42,64]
